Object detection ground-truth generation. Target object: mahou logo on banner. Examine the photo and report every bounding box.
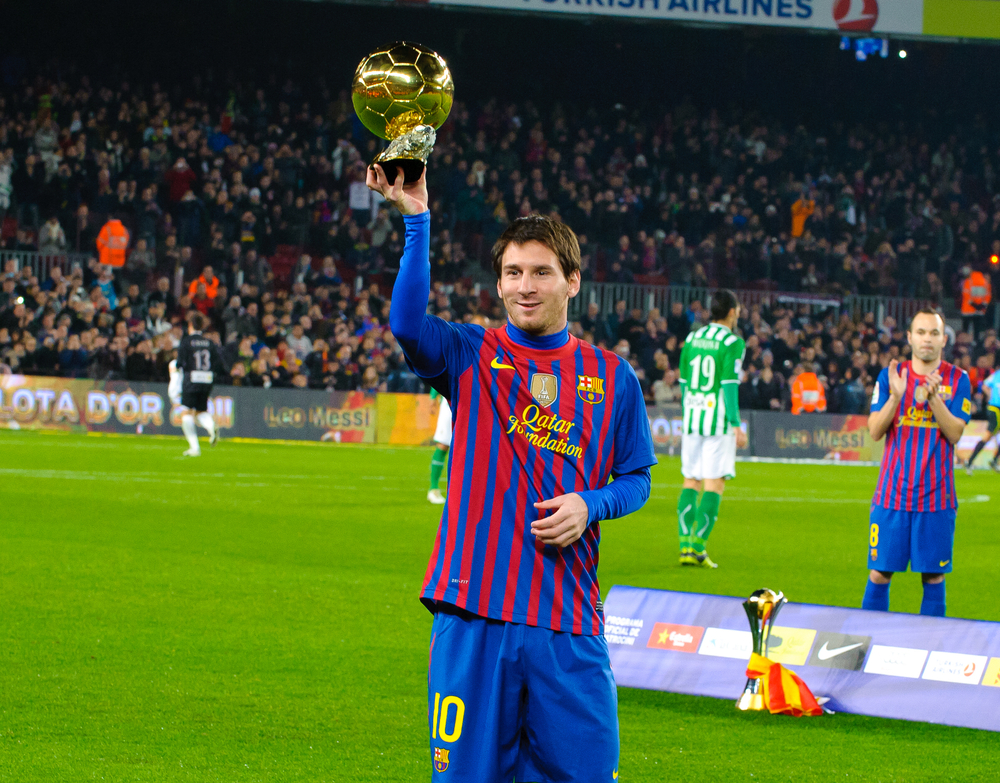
[834,0,879,31]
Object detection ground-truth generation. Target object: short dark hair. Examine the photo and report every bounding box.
[710,289,740,322]
[491,215,580,281]
[187,312,206,332]
[909,308,944,330]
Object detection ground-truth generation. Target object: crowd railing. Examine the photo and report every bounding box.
[570,282,938,328]
[1,250,93,282]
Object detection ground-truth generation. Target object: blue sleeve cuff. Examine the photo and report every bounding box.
[577,467,652,524]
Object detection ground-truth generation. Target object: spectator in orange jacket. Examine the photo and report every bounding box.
[791,364,827,414]
[960,266,992,338]
[96,218,130,267]
[790,192,816,239]
[188,265,220,303]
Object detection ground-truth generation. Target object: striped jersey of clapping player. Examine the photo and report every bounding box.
[168,311,227,457]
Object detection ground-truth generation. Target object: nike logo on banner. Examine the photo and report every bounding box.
[491,357,516,370]
[940,560,950,567]
[817,641,864,660]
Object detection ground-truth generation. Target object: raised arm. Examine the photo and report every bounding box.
[368,164,446,377]
[869,361,904,442]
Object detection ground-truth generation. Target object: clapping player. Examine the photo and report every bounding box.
[863,310,972,617]
[369,162,655,782]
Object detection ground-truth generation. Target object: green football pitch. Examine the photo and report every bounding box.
[2,430,998,782]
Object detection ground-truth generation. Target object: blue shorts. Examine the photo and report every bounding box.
[868,506,956,574]
[428,605,619,782]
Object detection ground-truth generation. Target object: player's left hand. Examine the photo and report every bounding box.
[531,493,589,548]
[926,370,942,399]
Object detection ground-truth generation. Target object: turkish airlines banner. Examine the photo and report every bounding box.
[605,586,1000,732]
[427,0,924,35]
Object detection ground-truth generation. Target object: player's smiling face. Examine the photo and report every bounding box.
[908,313,946,364]
[497,241,580,336]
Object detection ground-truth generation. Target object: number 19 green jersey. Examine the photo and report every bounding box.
[678,323,746,436]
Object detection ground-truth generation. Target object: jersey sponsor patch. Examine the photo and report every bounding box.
[506,403,583,460]
[963,398,972,415]
[189,371,213,384]
[685,392,716,411]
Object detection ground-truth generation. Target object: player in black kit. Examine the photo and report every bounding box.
[173,312,226,456]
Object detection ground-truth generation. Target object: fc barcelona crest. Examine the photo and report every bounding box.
[434,747,450,772]
[530,373,558,407]
[577,374,605,404]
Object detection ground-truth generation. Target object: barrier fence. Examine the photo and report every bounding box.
[0,250,92,281]
[572,282,935,327]
[605,586,1000,734]
[2,375,996,465]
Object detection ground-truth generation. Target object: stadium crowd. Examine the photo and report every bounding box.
[0,67,998,415]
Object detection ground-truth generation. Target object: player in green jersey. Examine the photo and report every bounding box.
[428,387,451,504]
[675,290,748,568]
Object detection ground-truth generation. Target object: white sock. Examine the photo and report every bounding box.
[196,411,216,438]
[181,414,199,452]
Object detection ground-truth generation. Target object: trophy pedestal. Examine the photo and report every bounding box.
[372,157,425,183]
[736,682,766,712]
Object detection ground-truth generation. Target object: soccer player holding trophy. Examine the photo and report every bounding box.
[358,43,656,782]
[864,310,972,616]
[675,290,748,568]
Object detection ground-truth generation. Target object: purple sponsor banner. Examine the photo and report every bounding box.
[605,586,1000,732]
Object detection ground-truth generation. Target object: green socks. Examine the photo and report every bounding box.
[429,447,447,491]
[677,488,699,553]
[692,491,721,554]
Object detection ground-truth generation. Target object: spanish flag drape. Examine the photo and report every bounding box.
[746,653,823,717]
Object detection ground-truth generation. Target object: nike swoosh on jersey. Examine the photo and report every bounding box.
[817,641,864,660]
[939,560,950,567]
[612,772,618,780]
[490,357,516,370]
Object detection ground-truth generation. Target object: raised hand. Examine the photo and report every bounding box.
[366,163,429,216]
[887,359,908,398]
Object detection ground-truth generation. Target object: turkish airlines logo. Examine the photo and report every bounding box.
[833,0,878,31]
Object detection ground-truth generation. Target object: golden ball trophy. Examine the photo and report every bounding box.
[736,588,787,711]
[352,42,454,182]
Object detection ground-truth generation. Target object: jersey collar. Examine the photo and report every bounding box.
[504,320,570,350]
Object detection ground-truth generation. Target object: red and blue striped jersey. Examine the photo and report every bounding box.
[419,319,656,636]
[871,361,971,512]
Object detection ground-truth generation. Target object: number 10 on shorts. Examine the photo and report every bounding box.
[431,692,465,742]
